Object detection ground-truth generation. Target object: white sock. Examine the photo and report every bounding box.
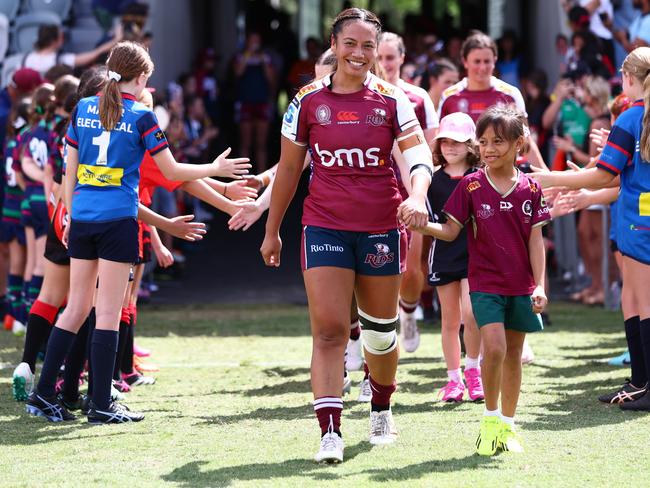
[501,414,515,427]
[484,408,500,417]
[465,356,480,370]
[447,368,462,383]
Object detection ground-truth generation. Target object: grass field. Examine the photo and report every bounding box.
[0,302,648,487]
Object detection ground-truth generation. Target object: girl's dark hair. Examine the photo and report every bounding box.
[53,74,79,109]
[78,65,108,99]
[7,97,30,138]
[331,8,382,41]
[100,41,154,131]
[476,104,530,154]
[29,83,55,125]
[461,30,497,60]
[421,58,459,90]
[433,139,480,168]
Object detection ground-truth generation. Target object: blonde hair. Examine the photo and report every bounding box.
[100,41,154,131]
[584,75,610,114]
[622,47,650,161]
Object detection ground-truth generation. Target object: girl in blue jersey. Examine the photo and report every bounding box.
[26,41,249,424]
[533,47,650,411]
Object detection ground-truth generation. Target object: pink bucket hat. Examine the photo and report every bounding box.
[434,112,476,143]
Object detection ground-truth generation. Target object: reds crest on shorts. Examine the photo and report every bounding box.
[365,242,395,268]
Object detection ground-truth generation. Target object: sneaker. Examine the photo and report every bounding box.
[58,393,84,411]
[399,309,420,353]
[4,314,14,331]
[133,342,151,358]
[12,362,34,401]
[358,378,372,402]
[112,379,131,393]
[122,372,156,387]
[598,380,647,404]
[369,409,398,445]
[133,355,160,373]
[342,370,352,396]
[498,423,524,453]
[111,384,126,402]
[464,368,485,402]
[12,319,26,336]
[25,391,76,422]
[620,390,650,411]
[608,351,631,366]
[87,401,144,424]
[475,416,501,456]
[438,380,465,402]
[81,395,91,415]
[345,338,363,371]
[521,339,534,364]
[314,431,344,463]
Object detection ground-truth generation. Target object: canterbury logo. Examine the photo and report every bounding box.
[337,111,359,121]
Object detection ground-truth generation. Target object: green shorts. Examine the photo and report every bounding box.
[470,292,543,333]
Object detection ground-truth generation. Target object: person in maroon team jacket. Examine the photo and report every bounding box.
[260,8,433,464]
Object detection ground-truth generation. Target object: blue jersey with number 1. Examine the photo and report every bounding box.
[65,93,168,222]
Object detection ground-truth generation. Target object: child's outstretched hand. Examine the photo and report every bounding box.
[531,285,548,314]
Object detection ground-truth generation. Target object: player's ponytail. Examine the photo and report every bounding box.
[99,41,154,131]
[29,83,55,126]
[641,72,650,162]
[622,47,650,161]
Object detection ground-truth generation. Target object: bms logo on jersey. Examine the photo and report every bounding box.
[365,243,395,268]
[314,143,383,168]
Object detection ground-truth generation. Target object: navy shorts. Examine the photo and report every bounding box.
[44,221,70,266]
[28,199,49,238]
[68,218,139,263]
[0,220,26,245]
[428,268,468,287]
[301,225,407,276]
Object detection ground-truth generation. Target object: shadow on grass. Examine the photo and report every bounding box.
[220,378,311,396]
[0,414,127,446]
[196,404,313,425]
[161,441,373,486]
[360,453,498,481]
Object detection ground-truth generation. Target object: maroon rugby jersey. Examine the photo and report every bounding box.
[443,168,550,295]
[439,76,527,122]
[395,79,438,199]
[281,72,419,232]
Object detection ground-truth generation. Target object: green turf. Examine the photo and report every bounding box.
[0,302,647,487]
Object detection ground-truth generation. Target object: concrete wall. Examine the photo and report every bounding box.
[146,0,197,90]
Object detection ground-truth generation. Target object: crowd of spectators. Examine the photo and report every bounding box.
[2,1,650,304]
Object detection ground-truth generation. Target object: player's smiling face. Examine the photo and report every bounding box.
[478,126,521,171]
[377,40,403,83]
[463,48,495,86]
[331,21,378,80]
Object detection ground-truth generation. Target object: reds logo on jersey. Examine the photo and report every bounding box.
[467,181,481,192]
[366,107,389,127]
[365,243,395,268]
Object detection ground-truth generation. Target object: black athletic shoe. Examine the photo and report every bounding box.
[620,390,650,411]
[87,401,144,424]
[25,391,76,422]
[598,380,647,404]
[81,395,91,415]
[58,393,84,411]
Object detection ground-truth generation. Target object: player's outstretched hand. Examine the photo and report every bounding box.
[168,215,207,241]
[261,232,282,267]
[211,147,251,179]
[228,202,264,231]
[225,179,258,201]
[531,285,548,314]
[153,244,174,268]
[397,196,428,228]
